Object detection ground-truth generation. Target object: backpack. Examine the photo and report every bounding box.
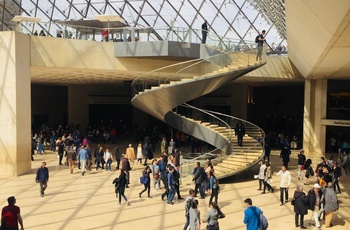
[259,212,268,230]
[213,177,220,190]
[1,206,16,228]
[185,197,194,216]
[255,35,260,43]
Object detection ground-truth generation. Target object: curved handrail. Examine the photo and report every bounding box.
[178,103,266,178]
[132,40,262,95]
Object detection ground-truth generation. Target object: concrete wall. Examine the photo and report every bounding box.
[0,32,31,177]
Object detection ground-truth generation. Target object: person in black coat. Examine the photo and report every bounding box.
[280,140,291,168]
[235,121,245,147]
[115,146,121,170]
[116,169,129,205]
[192,162,206,198]
[293,185,308,229]
[139,165,152,198]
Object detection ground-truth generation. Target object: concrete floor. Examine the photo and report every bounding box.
[0,141,349,230]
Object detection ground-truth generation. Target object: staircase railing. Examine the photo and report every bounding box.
[179,105,266,178]
[131,40,264,97]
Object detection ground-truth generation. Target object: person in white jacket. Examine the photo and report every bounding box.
[275,165,291,206]
[257,160,266,191]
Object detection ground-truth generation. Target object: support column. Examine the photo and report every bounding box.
[0,32,31,176]
[303,79,327,155]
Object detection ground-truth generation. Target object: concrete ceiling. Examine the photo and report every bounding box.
[286,0,350,79]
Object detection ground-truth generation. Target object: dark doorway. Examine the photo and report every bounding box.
[89,104,132,133]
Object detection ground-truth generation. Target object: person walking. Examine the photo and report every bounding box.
[35,162,49,197]
[189,199,201,230]
[66,145,76,174]
[202,202,220,230]
[167,165,176,205]
[257,160,266,191]
[262,162,274,194]
[276,165,291,205]
[1,196,24,230]
[324,182,338,228]
[201,20,208,44]
[208,170,219,206]
[77,145,88,176]
[152,159,160,191]
[183,189,195,230]
[243,198,261,230]
[116,169,130,206]
[297,150,306,180]
[306,183,323,230]
[139,165,152,198]
[292,185,308,229]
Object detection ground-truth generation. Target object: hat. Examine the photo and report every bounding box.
[313,183,321,188]
[300,149,304,153]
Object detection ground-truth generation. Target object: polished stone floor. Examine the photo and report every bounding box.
[0,144,349,230]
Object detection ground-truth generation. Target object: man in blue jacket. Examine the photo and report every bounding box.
[243,198,261,230]
[35,162,49,197]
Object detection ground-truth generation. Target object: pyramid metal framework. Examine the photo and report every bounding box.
[0,0,285,47]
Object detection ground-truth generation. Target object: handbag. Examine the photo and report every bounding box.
[140,176,149,184]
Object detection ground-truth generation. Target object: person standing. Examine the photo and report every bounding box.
[115,146,121,170]
[35,162,49,197]
[139,165,152,198]
[256,30,266,61]
[121,154,131,188]
[235,121,245,147]
[1,196,24,230]
[264,142,271,163]
[243,198,261,230]
[103,148,113,171]
[161,138,167,154]
[331,161,342,193]
[136,143,143,164]
[77,145,88,176]
[292,185,308,229]
[56,137,64,165]
[192,162,206,198]
[126,144,135,168]
[201,20,208,44]
[276,165,291,205]
[280,140,291,168]
[324,182,339,228]
[116,169,130,206]
[143,142,149,166]
[297,150,306,180]
[66,145,76,174]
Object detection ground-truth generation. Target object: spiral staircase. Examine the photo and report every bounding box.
[131,43,266,179]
